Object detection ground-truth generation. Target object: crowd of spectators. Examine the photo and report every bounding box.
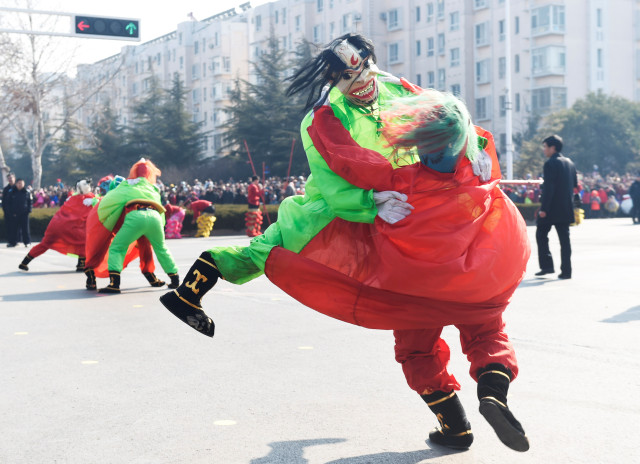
[501,170,639,218]
[3,170,638,220]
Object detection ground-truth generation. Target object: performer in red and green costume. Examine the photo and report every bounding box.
[97,159,179,293]
[160,33,530,452]
[18,180,95,272]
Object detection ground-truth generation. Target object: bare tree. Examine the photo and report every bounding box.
[0,2,122,188]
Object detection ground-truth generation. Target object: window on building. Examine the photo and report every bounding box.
[437,0,445,20]
[203,63,206,78]
[427,37,434,56]
[450,47,460,67]
[282,8,287,24]
[450,11,459,31]
[531,87,567,111]
[192,64,199,80]
[388,9,402,30]
[330,22,335,38]
[180,56,184,69]
[475,96,490,120]
[515,16,520,34]
[499,20,505,41]
[515,93,521,112]
[476,58,491,83]
[342,14,351,32]
[596,8,602,28]
[438,33,445,55]
[515,54,520,73]
[194,40,199,54]
[531,5,565,36]
[499,57,506,79]
[428,71,435,87]
[426,3,434,22]
[451,84,461,96]
[223,56,231,73]
[416,73,422,87]
[438,68,446,89]
[597,48,603,68]
[474,0,488,9]
[317,0,323,12]
[499,95,506,116]
[256,15,262,31]
[314,25,324,43]
[475,21,490,46]
[295,15,301,32]
[416,40,422,56]
[275,10,279,23]
[499,133,507,154]
[416,6,421,22]
[388,42,402,64]
[532,45,566,76]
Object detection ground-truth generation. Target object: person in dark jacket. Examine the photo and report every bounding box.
[535,135,577,279]
[2,172,16,246]
[629,173,640,224]
[8,178,33,247]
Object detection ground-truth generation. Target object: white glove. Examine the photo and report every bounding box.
[471,149,492,183]
[127,178,140,185]
[373,191,414,224]
[82,198,94,207]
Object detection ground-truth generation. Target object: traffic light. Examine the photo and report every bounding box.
[74,15,140,41]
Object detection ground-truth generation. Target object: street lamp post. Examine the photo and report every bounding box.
[505,0,514,180]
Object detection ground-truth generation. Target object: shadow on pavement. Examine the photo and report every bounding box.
[0,286,159,302]
[518,278,556,288]
[250,438,457,464]
[601,305,640,323]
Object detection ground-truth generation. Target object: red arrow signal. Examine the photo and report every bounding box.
[77,20,90,31]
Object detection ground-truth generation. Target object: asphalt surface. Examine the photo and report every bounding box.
[1,219,639,464]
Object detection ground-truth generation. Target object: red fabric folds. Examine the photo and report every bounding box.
[264,106,530,330]
[31,194,95,257]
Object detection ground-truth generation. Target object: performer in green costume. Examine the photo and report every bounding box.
[99,159,179,293]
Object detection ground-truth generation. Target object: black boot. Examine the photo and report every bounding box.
[167,273,180,289]
[19,254,33,271]
[477,364,529,452]
[85,268,96,290]
[98,271,121,294]
[421,390,473,450]
[159,252,220,337]
[76,257,86,272]
[144,272,165,287]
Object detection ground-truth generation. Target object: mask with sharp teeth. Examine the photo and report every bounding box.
[331,39,379,107]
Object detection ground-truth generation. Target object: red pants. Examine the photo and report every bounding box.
[393,316,518,393]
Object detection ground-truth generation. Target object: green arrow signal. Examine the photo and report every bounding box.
[125,22,137,35]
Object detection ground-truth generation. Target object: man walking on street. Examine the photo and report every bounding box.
[2,172,16,246]
[535,135,577,279]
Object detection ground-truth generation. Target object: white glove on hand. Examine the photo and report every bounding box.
[127,178,140,185]
[373,191,414,224]
[471,149,492,183]
[82,198,94,207]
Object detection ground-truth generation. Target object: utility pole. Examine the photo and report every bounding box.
[504,0,514,180]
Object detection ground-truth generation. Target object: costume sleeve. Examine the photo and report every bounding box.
[301,113,378,224]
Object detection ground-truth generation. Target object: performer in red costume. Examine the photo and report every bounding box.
[161,33,529,453]
[245,176,263,237]
[185,199,216,238]
[18,180,95,272]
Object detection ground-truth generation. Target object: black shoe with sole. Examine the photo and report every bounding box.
[534,269,554,276]
[159,290,215,337]
[479,397,529,452]
[558,273,571,279]
[428,427,473,450]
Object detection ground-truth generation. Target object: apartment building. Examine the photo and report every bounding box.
[74,0,640,159]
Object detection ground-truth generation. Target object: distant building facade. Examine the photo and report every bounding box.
[75,0,640,160]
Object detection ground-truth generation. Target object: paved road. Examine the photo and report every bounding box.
[1,219,639,464]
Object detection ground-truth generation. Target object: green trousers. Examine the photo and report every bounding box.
[108,209,178,274]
